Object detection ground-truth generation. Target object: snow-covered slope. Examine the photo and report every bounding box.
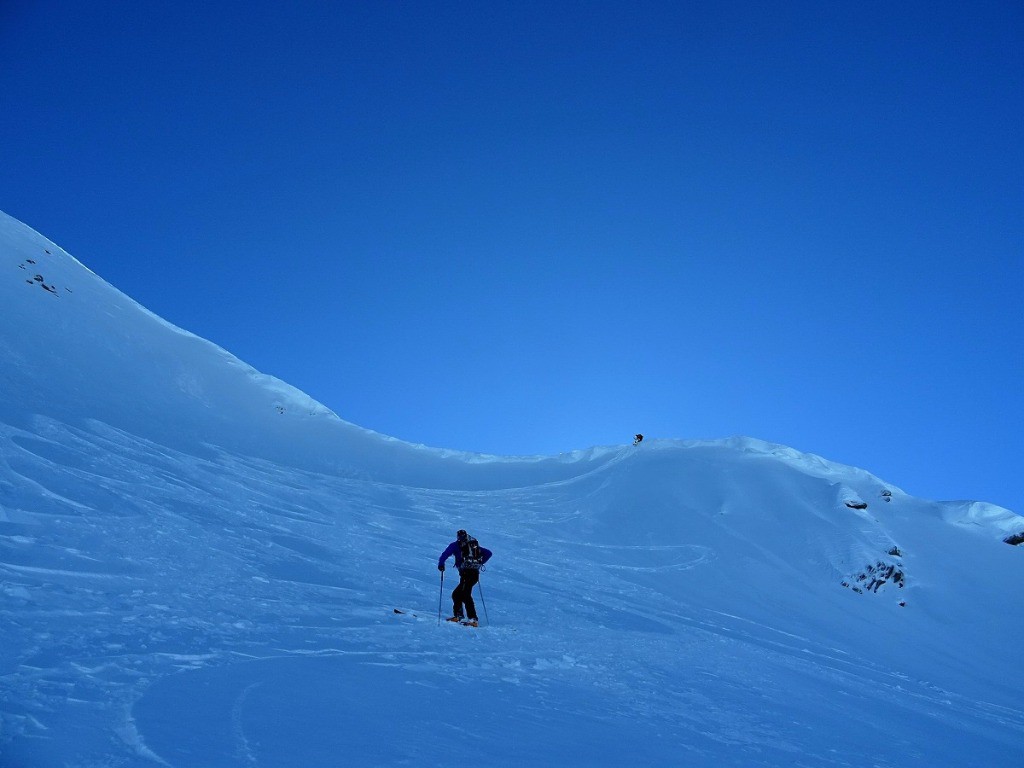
[0,211,622,492]
[1,211,1022,767]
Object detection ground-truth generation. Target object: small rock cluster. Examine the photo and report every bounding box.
[17,248,68,296]
[842,547,906,606]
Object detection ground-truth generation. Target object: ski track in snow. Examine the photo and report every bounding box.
[2,418,1022,766]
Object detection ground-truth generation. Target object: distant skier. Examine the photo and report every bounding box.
[437,529,492,626]
[633,434,644,445]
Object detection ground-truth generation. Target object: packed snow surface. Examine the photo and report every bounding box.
[1,211,1022,767]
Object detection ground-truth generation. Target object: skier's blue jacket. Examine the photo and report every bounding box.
[438,540,493,570]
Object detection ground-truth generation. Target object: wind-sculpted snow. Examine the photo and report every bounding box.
[1,211,1023,767]
[0,211,632,491]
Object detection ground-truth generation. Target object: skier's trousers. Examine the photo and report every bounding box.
[452,568,480,620]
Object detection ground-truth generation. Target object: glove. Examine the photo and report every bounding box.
[437,564,445,572]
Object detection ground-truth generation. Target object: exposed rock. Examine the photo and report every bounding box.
[842,553,906,598]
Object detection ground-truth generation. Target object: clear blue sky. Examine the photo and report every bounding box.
[2,1,1021,512]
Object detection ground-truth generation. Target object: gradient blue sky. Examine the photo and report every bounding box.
[2,1,1021,512]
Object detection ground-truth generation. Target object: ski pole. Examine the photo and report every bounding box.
[437,569,444,626]
[477,574,489,627]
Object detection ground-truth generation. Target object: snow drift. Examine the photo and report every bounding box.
[1,211,1022,767]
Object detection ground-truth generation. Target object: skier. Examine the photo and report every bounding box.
[437,529,492,626]
[634,433,644,445]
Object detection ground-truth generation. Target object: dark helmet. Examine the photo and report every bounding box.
[456,529,468,541]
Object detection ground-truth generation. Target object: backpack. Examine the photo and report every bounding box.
[460,537,484,570]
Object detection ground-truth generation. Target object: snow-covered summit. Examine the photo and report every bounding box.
[1,211,1022,767]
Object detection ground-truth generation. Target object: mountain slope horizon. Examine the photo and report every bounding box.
[2,210,1022,767]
